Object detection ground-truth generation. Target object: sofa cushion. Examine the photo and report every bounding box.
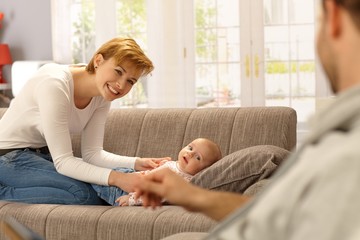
[190,145,290,194]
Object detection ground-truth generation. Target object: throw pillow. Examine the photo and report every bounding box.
[190,145,290,193]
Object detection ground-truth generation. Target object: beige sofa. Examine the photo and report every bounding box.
[0,107,296,240]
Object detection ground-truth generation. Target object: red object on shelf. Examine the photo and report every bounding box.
[0,44,12,84]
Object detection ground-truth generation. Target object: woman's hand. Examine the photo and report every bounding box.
[134,157,171,171]
[108,171,142,193]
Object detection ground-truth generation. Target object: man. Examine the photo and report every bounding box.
[135,0,360,239]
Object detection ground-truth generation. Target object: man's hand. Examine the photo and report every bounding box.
[135,168,202,210]
[135,168,251,221]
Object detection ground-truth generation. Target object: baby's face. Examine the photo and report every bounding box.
[177,138,217,175]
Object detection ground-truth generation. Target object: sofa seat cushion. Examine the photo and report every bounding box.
[190,145,290,194]
[161,232,208,240]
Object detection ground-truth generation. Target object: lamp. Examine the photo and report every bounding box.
[0,44,12,84]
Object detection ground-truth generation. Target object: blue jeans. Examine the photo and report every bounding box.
[0,149,105,205]
[91,168,135,206]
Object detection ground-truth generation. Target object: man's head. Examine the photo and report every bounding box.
[177,138,222,176]
[317,0,360,93]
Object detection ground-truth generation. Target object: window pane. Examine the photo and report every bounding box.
[289,25,315,60]
[264,0,288,25]
[195,0,217,27]
[194,0,240,107]
[264,0,315,122]
[116,0,147,48]
[71,0,96,64]
[265,26,290,61]
[112,0,148,108]
[195,28,217,63]
[289,0,314,24]
[195,62,241,107]
[217,0,239,27]
[217,27,240,62]
[264,0,314,25]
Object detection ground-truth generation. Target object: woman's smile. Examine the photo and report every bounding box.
[107,84,119,95]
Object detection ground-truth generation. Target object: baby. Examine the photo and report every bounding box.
[92,138,222,206]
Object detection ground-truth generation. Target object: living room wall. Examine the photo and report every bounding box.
[0,0,52,85]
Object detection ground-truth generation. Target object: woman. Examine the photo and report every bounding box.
[0,38,169,205]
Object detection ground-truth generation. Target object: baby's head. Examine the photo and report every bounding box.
[177,138,222,175]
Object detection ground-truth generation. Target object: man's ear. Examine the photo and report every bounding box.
[325,0,342,37]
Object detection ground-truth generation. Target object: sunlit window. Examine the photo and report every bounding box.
[264,0,315,122]
[63,0,318,123]
[70,0,95,64]
[69,0,148,108]
[194,0,241,107]
[113,0,148,108]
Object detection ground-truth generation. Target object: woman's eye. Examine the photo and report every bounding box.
[115,69,123,76]
[127,80,135,86]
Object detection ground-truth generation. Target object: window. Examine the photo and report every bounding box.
[68,0,149,108]
[71,0,95,64]
[113,0,148,108]
[52,0,328,127]
[194,0,241,107]
[264,0,316,122]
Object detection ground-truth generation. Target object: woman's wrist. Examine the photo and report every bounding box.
[108,169,141,193]
[108,170,122,186]
[134,157,141,171]
[108,170,116,186]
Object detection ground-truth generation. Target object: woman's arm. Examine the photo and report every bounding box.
[81,102,171,171]
[36,78,116,186]
[80,102,139,169]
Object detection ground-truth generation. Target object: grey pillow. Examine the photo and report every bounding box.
[190,145,290,193]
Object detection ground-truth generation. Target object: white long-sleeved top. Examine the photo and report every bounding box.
[0,63,137,185]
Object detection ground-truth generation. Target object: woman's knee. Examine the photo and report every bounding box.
[68,182,105,205]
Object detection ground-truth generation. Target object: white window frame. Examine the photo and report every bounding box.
[51,0,333,144]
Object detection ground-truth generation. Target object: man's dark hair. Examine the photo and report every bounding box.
[324,0,360,30]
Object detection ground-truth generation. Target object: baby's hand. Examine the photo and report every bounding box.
[115,195,130,206]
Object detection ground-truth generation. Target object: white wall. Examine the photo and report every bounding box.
[0,0,53,87]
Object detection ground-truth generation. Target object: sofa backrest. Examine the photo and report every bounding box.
[0,107,297,160]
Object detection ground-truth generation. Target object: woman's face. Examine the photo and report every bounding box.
[94,55,141,101]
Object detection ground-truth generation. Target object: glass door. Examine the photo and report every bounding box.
[193,0,318,123]
[263,0,316,122]
[194,0,241,107]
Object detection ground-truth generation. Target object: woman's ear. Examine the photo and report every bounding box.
[94,54,104,67]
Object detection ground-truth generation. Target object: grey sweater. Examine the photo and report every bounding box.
[209,85,360,240]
